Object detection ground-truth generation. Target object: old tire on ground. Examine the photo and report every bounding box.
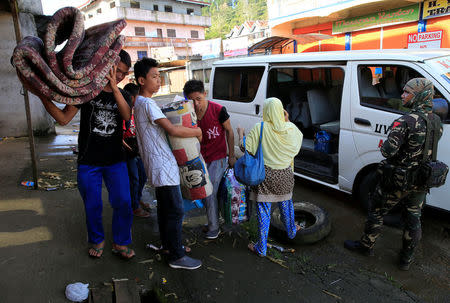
[270,201,331,245]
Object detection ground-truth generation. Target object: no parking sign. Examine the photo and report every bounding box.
[407,30,443,49]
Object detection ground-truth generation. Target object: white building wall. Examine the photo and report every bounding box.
[83,6,210,29]
[0,2,54,137]
[122,22,205,39]
[119,0,203,15]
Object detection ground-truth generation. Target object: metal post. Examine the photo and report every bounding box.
[9,0,39,189]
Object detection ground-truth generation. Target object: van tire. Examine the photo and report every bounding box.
[270,201,331,245]
[357,170,378,211]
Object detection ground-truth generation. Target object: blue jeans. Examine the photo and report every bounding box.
[126,156,147,210]
[155,185,185,261]
[203,157,228,232]
[77,162,133,245]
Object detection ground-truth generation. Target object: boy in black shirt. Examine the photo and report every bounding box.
[37,50,135,259]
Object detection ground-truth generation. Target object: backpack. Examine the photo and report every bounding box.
[416,112,449,188]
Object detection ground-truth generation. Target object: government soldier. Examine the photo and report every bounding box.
[344,78,443,271]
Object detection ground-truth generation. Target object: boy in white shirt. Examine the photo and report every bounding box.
[133,57,202,270]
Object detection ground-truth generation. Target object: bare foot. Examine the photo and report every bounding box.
[88,241,105,258]
[296,224,302,232]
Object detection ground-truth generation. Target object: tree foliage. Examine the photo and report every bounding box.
[202,0,268,39]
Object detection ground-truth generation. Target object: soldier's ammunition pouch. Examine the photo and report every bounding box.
[379,162,413,192]
[419,160,449,188]
[415,112,449,189]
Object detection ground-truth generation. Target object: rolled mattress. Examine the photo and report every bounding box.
[11,7,126,105]
[161,100,212,200]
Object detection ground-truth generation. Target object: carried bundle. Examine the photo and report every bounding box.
[218,168,248,225]
[12,7,126,105]
[161,99,213,200]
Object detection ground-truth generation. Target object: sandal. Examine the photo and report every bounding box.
[112,245,135,260]
[248,243,264,257]
[139,201,151,211]
[133,207,150,218]
[88,242,105,258]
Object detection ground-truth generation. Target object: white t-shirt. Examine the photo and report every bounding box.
[134,95,180,187]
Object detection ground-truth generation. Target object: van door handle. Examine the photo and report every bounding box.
[354,118,371,126]
[255,104,260,115]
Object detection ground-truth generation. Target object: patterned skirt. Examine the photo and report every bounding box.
[250,165,294,202]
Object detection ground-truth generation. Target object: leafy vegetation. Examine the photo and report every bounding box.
[202,0,268,39]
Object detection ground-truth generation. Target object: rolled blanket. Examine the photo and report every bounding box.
[12,7,126,105]
[161,100,213,200]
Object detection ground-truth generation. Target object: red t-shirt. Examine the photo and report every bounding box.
[198,101,229,163]
[123,112,136,139]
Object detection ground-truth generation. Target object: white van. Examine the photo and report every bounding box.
[209,49,450,212]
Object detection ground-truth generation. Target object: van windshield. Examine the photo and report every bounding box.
[425,55,450,86]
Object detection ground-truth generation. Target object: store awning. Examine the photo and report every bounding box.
[270,0,424,32]
[290,33,333,44]
[248,36,294,54]
[248,34,333,54]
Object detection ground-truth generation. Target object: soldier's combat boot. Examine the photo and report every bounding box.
[398,248,414,271]
[344,240,374,256]
[398,258,412,271]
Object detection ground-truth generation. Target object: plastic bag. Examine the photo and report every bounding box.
[314,130,330,153]
[183,199,203,212]
[218,168,248,225]
[65,282,89,302]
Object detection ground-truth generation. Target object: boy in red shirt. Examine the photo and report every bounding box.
[123,83,150,218]
[183,80,236,239]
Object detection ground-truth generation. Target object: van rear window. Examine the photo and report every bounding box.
[212,67,264,102]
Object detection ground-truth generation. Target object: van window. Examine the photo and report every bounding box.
[358,64,450,123]
[212,67,264,102]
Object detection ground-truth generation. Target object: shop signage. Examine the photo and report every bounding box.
[224,49,248,57]
[332,4,420,34]
[223,36,249,57]
[423,0,450,19]
[190,38,222,60]
[150,46,176,62]
[407,30,443,49]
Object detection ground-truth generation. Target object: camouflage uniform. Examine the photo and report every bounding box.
[360,78,443,264]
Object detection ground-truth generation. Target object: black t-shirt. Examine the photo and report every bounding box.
[218,106,230,124]
[76,89,131,166]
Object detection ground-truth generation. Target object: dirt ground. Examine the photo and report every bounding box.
[0,97,449,302]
